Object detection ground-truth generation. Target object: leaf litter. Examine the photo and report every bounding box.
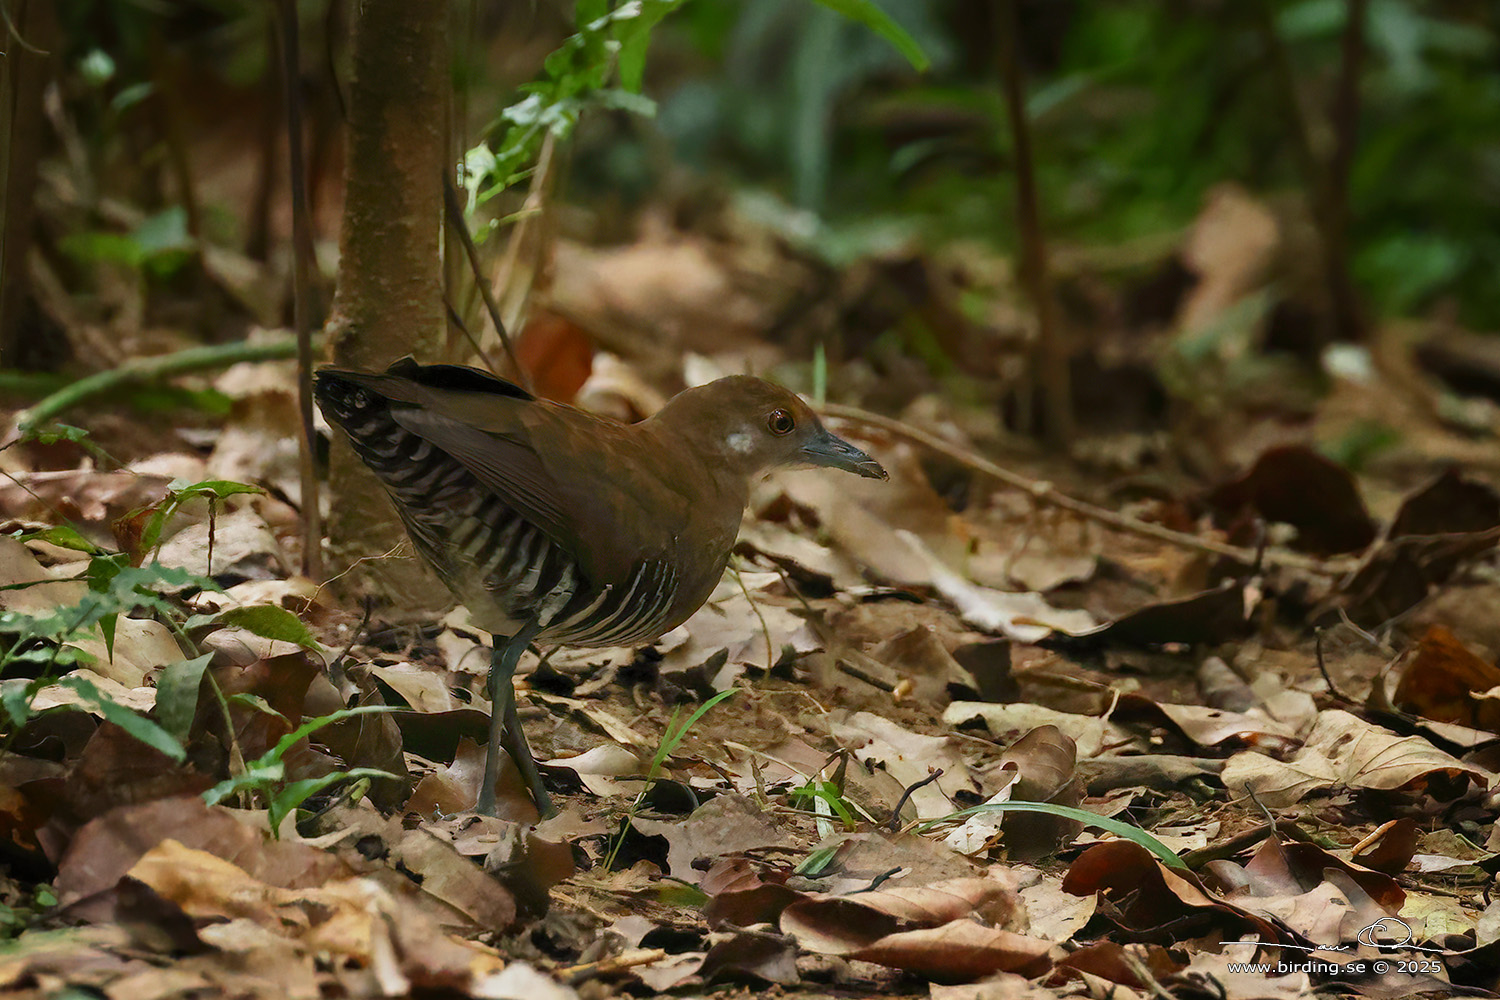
[8,219,1500,1000]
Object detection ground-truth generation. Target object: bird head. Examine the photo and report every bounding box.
[655,376,887,482]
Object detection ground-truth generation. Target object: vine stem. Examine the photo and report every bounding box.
[6,337,304,441]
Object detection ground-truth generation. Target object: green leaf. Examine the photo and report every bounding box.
[656,688,735,764]
[1,678,35,729]
[58,231,145,269]
[156,653,214,743]
[209,605,320,651]
[615,0,686,92]
[810,0,930,71]
[18,423,89,446]
[788,782,857,826]
[99,611,117,661]
[166,479,265,502]
[26,525,98,554]
[225,693,281,719]
[265,768,398,832]
[795,843,842,877]
[133,207,190,255]
[57,674,185,762]
[918,801,1189,870]
[254,704,398,770]
[202,760,285,806]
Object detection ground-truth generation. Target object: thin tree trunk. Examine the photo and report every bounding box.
[323,0,448,610]
[0,0,57,368]
[998,0,1071,448]
[1323,0,1366,342]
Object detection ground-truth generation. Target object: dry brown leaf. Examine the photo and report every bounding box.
[1130,699,1298,752]
[627,793,786,884]
[698,927,800,985]
[781,877,1019,948]
[944,702,1143,759]
[542,743,645,798]
[865,920,1054,981]
[1018,870,1096,942]
[1177,183,1279,334]
[368,661,462,713]
[326,804,518,930]
[1221,708,1492,807]
[828,711,975,820]
[659,571,816,682]
[898,531,1096,641]
[155,498,288,582]
[55,796,351,905]
[1062,841,1283,945]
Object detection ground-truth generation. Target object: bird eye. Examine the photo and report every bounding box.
[767,408,795,436]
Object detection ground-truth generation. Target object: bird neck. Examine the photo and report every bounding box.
[637,415,756,512]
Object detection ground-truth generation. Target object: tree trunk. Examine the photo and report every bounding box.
[323,0,448,612]
[0,0,58,368]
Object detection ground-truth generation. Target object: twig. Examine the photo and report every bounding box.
[441,175,531,393]
[888,768,943,831]
[7,337,305,439]
[492,130,559,346]
[833,659,895,692]
[1314,628,1353,705]
[1254,0,1366,343]
[276,0,323,581]
[557,948,669,983]
[729,558,775,673]
[0,0,49,54]
[818,402,1355,577]
[1179,819,1315,868]
[1119,949,1176,1000]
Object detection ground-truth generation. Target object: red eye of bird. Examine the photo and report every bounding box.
[767,408,795,436]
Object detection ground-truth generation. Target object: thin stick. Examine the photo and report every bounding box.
[889,768,943,831]
[492,130,558,346]
[276,0,323,580]
[819,401,1356,577]
[7,337,305,439]
[557,949,670,983]
[442,175,532,393]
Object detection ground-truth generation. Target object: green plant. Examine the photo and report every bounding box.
[464,0,928,211]
[0,884,58,941]
[117,478,265,568]
[202,705,398,836]
[604,687,736,869]
[0,469,337,825]
[916,800,1189,871]
[0,535,217,764]
[787,779,858,829]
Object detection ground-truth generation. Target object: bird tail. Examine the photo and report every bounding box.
[313,367,480,522]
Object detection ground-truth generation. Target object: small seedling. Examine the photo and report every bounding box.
[604,688,736,869]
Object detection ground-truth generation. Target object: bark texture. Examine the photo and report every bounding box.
[324,0,449,612]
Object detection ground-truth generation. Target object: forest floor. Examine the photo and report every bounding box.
[4,191,1500,1000]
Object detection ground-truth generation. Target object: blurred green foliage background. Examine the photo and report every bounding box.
[38,0,1500,328]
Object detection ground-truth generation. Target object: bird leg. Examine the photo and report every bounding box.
[477,620,553,817]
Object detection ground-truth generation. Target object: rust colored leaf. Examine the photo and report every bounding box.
[1061,841,1282,944]
[845,920,1053,982]
[1394,625,1500,734]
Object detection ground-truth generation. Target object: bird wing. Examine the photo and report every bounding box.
[389,399,684,585]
